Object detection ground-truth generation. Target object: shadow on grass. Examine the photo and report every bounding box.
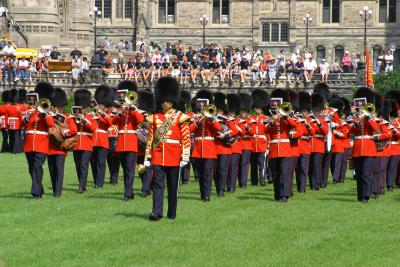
[236,195,275,202]
[316,197,356,203]
[0,192,32,199]
[115,212,149,221]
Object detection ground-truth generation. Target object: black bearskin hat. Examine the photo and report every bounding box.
[386,99,398,118]
[191,97,198,113]
[95,85,115,107]
[251,89,269,109]
[155,77,180,108]
[288,89,298,110]
[51,88,68,107]
[311,93,325,112]
[386,90,400,105]
[353,87,375,104]
[180,90,192,108]
[1,90,10,103]
[175,98,187,113]
[270,89,289,103]
[74,89,92,108]
[313,83,330,102]
[117,80,138,92]
[9,89,19,104]
[375,92,385,116]
[297,91,311,112]
[213,92,226,112]
[18,89,27,103]
[239,93,253,111]
[329,97,345,117]
[341,97,351,116]
[34,82,55,100]
[227,93,241,115]
[382,99,394,120]
[195,89,214,105]
[138,89,155,113]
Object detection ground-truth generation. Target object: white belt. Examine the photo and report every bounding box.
[253,135,266,139]
[78,132,92,136]
[390,141,399,145]
[95,129,108,134]
[242,135,251,138]
[354,135,372,140]
[301,136,310,140]
[25,130,48,135]
[313,134,324,138]
[118,130,137,134]
[195,137,214,141]
[161,139,180,144]
[8,117,18,120]
[269,139,290,144]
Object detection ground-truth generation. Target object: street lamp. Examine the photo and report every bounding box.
[199,15,208,46]
[303,14,312,51]
[359,6,373,60]
[0,7,9,17]
[89,6,102,56]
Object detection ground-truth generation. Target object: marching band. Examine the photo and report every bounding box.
[1,80,400,219]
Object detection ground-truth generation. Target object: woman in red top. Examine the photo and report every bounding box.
[90,86,114,188]
[72,89,98,193]
[23,82,55,198]
[48,88,77,197]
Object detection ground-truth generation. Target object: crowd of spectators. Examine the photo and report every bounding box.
[0,38,395,87]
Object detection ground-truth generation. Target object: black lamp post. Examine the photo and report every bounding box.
[199,15,209,45]
[359,6,372,60]
[303,14,312,51]
[90,6,102,56]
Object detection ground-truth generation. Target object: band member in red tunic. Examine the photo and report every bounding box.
[350,87,379,203]
[190,89,222,201]
[238,93,253,188]
[385,93,400,191]
[72,89,98,193]
[6,89,23,154]
[145,77,191,220]
[250,89,269,186]
[48,88,78,197]
[91,85,115,188]
[328,98,345,184]
[23,82,55,198]
[338,97,352,183]
[0,90,10,152]
[180,90,193,184]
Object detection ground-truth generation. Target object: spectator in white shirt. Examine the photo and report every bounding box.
[2,42,15,56]
[102,37,110,49]
[71,55,82,82]
[17,56,30,81]
[319,58,330,83]
[385,51,394,72]
[304,56,317,82]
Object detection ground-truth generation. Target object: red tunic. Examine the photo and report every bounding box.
[239,116,253,151]
[23,112,55,154]
[48,114,78,155]
[289,120,305,157]
[389,117,400,156]
[298,118,315,155]
[190,117,222,159]
[250,114,268,153]
[114,109,144,152]
[331,121,345,153]
[145,110,191,166]
[374,119,392,157]
[264,117,297,158]
[349,117,379,157]
[5,104,23,130]
[73,114,98,152]
[215,119,237,155]
[231,118,244,154]
[92,114,113,149]
[0,103,9,129]
[310,118,329,153]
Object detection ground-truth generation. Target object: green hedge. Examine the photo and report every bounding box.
[374,69,400,94]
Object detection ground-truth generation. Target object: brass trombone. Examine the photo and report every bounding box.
[201,104,217,118]
[37,98,51,113]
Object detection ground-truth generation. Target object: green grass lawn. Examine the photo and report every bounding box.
[1,152,400,267]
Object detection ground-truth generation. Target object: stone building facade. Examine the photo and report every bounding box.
[2,0,400,66]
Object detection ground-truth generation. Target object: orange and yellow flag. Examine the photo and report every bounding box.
[365,48,374,89]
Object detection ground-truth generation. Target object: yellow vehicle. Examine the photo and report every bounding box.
[15,48,39,61]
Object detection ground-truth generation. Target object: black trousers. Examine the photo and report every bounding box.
[381,157,389,192]
[107,137,120,184]
[151,165,179,218]
[25,152,47,197]
[339,148,350,183]
[321,152,331,187]
[330,153,343,182]
[182,161,191,183]
[47,154,65,196]
[228,153,240,191]
[387,155,399,188]
[9,129,23,154]
[238,150,251,187]
[270,157,291,200]
[295,154,309,193]
[73,150,92,190]
[372,157,382,194]
[1,128,9,152]
[119,152,136,199]
[90,147,108,187]
[288,157,297,196]
[310,153,323,189]
[214,154,231,193]
[197,158,215,199]
[137,155,152,193]
[191,158,200,181]
[353,157,375,201]
[250,152,266,185]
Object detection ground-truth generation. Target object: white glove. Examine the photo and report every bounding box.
[144,160,151,168]
[179,161,189,167]
[330,122,338,129]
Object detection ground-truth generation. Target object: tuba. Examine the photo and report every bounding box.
[201,104,217,118]
[277,102,292,117]
[37,98,51,113]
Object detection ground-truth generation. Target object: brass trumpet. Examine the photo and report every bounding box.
[37,98,51,113]
[201,104,217,118]
[360,103,375,118]
[125,91,138,105]
[277,102,292,117]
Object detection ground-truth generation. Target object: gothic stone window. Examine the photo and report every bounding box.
[95,0,112,18]
[316,45,326,64]
[116,0,132,18]
[335,45,344,62]
[159,0,175,24]
[323,0,340,23]
[262,22,289,43]
[213,0,230,24]
[379,0,396,23]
